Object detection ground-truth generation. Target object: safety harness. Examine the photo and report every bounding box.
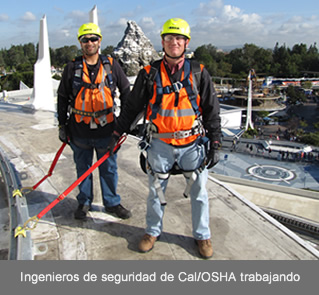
[70,55,116,127]
[138,59,208,205]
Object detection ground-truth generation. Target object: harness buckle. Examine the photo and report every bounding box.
[173,130,189,139]
[172,81,183,93]
[92,111,100,118]
[138,140,150,152]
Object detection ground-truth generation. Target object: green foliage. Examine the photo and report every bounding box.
[301,81,313,89]
[2,41,319,91]
[286,85,307,105]
[102,46,115,56]
[1,71,33,90]
[242,127,258,139]
[194,42,319,79]
[50,45,80,67]
[299,132,319,146]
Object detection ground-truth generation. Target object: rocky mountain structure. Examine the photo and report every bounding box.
[113,20,160,76]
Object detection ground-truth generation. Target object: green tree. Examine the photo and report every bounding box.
[51,45,80,67]
[286,85,306,105]
[5,45,25,69]
[194,44,230,77]
[272,43,291,77]
[225,44,272,77]
[102,46,115,56]
[23,43,37,65]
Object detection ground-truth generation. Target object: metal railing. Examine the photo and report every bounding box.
[0,146,33,260]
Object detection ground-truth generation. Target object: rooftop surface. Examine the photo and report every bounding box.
[0,102,319,260]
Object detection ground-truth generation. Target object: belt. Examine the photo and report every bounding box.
[70,107,112,119]
[151,126,201,139]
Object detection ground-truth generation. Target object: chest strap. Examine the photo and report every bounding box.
[150,59,201,121]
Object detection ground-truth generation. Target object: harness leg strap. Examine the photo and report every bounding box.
[153,174,167,206]
[183,171,198,198]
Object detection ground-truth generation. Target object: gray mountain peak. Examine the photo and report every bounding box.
[113,20,160,76]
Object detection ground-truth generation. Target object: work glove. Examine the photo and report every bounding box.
[205,141,221,169]
[107,131,121,156]
[58,125,69,143]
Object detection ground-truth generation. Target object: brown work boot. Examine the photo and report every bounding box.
[196,239,213,259]
[138,234,158,253]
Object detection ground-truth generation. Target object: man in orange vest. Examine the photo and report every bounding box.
[57,23,132,220]
[108,18,221,258]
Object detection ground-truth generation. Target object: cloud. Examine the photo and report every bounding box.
[2,1,319,51]
[97,18,129,46]
[195,0,224,16]
[21,12,36,22]
[66,10,87,25]
[189,0,319,49]
[191,2,265,47]
[138,17,156,34]
[47,9,88,47]
[0,14,9,22]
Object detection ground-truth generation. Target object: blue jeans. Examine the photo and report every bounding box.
[145,138,210,240]
[70,136,120,208]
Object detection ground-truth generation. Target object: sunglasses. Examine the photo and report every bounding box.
[80,36,100,43]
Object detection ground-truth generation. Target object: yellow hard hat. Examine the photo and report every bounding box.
[160,18,191,40]
[78,23,102,40]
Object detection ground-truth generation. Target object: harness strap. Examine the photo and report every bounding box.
[150,59,201,121]
[151,125,202,139]
[184,60,201,117]
[183,171,198,198]
[72,55,115,98]
[152,168,204,204]
[70,106,113,118]
[100,55,116,97]
[153,174,167,206]
[150,69,164,120]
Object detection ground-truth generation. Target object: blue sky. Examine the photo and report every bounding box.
[1,0,319,50]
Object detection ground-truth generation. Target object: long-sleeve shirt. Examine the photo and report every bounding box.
[115,58,222,143]
[57,55,130,139]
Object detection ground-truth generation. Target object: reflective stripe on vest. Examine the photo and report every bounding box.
[145,59,202,146]
[74,58,114,125]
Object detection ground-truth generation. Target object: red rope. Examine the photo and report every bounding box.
[37,135,127,220]
[32,142,67,190]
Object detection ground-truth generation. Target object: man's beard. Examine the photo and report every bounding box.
[83,46,99,56]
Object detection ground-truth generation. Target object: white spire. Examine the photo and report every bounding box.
[89,5,101,54]
[31,15,55,112]
[89,5,98,24]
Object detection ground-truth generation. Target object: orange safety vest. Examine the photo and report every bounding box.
[74,57,114,125]
[145,60,203,146]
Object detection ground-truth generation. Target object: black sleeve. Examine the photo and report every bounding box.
[111,59,131,108]
[115,68,150,135]
[57,62,74,126]
[199,67,222,142]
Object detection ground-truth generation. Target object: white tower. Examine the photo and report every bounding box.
[89,5,98,24]
[31,15,55,112]
[89,5,101,54]
[245,69,254,130]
